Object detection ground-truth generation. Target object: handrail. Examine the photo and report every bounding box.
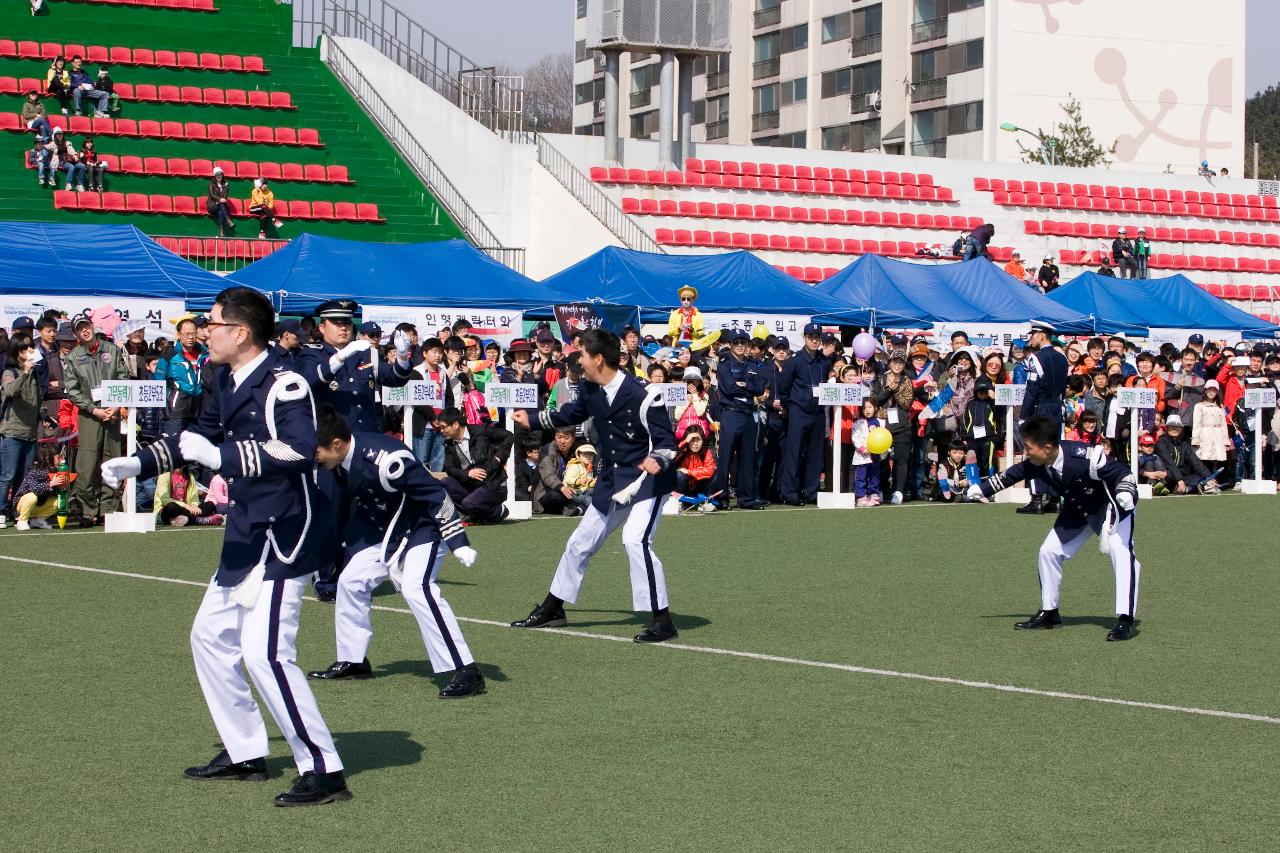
[324,37,525,271]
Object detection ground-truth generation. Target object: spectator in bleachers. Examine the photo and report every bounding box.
[30,0,44,15]
[1098,256,1116,277]
[963,223,994,260]
[1,337,43,523]
[68,57,110,118]
[29,130,55,188]
[1134,228,1152,280]
[1220,167,1229,177]
[79,137,107,192]
[1037,254,1060,292]
[49,128,86,192]
[206,167,234,237]
[95,67,119,114]
[1003,250,1027,282]
[248,178,283,239]
[1197,161,1215,178]
[1112,228,1138,278]
[45,56,72,116]
[22,90,54,141]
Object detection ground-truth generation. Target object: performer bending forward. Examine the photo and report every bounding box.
[509,328,680,643]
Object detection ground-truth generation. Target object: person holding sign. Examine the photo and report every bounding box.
[307,406,485,698]
[509,328,681,644]
[99,287,351,806]
[708,330,768,510]
[969,417,1142,642]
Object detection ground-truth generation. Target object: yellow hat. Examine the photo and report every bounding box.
[677,285,698,301]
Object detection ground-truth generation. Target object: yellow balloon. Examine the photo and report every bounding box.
[866,426,893,455]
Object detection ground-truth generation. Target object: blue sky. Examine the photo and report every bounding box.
[412,0,1276,92]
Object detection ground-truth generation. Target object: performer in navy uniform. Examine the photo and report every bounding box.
[271,318,303,372]
[294,299,415,599]
[756,336,790,502]
[969,417,1141,641]
[709,330,768,509]
[508,328,681,643]
[306,407,486,697]
[777,323,837,505]
[1017,321,1069,514]
[101,287,350,806]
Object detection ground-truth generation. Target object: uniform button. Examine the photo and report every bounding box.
[269,516,276,522]
[227,477,235,485]
[228,500,236,508]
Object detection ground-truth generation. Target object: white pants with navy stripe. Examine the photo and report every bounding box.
[1036,514,1141,616]
[190,576,343,774]
[550,495,670,613]
[335,543,473,673]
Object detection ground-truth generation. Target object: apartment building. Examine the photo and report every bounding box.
[571,0,1244,174]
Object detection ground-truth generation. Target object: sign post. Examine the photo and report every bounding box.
[657,383,691,516]
[382,379,444,449]
[993,384,1030,504]
[484,383,540,520]
[816,382,864,509]
[1241,387,1278,495]
[1116,387,1158,499]
[103,380,166,533]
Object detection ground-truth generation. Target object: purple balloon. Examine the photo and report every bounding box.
[852,332,877,360]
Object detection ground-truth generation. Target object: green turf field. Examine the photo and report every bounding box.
[1,496,1277,850]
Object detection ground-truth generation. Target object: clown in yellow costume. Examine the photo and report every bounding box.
[667,285,705,343]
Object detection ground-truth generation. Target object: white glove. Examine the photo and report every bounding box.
[179,431,222,470]
[453,546,477,568]
[966,483,984,502]
[393,330,411,360]
[101,456,141,489]
[329,339,371,371]
[1116,491,1135,511]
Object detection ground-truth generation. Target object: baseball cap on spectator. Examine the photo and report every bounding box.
[975,376,994,392]
[194,315,209,329]
[55,322,77,342]
[276,319,302,337]
[889,333,908,347]
[1138,432,1156,447]
[72,313,93,330]
[802,322,822,337]
[819,332,838,345]
[359,321,382,337]
[1204,379,1220,390]
[1251,344,1269,357]
[534,329,556,344]
[773,337,792,352]
[910,342,929,358]
[11,316,34,332]
[1188,333,1204,345]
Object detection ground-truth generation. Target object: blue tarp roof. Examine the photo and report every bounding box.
[0,222,227,301]
[1048,272,1280,338]
[540,247,916,327]
[227,234,568,314]
[814,254,1130,334]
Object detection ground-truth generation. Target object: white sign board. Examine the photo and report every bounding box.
[657,383,688,406]
[361,305,524,348]
[643,314,811,348]
[1245,388,1277,409]
[99,380,166,408]
[928,323,1033,353]
[816,382,866,406]
[382,380,443,407]
[1116,387,1158,409]
[994,384,1026,407]
[484,383,539,409]
[1,296,187,340]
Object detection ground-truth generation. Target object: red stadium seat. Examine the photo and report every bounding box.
[251,126,274,144]
[286,200,311,219]
[356,203,383,222]
[142,156,166,175]
[184,122,208,141]
[167,158,191,176]
[236,161,259,180]
[53,190,78,210]
[149,195,174,214]
[161,121,185,139]
[190,159,214,177]
[177,52,199,70]
[325,165,350,184]
[259,162,282,181]
[243,56,265,73]
[173,196,198,216]
[180,86,203,104]
[137,120,162,138]
[229,125,251,142]
[225,89,248,107]
[248,90,270,109]
[311,201,335,221]
[124,193,149,212]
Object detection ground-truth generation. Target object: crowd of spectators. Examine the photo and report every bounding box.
[4,309,1279,531]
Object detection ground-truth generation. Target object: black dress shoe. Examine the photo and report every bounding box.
[307,659,373,680]
[1044,497,1061,513]
[739,501,769,510]
[1016,495,1045,514]
[315,589,336,602]
[183,749,268,782]
[634,615,679,643]
[511,603,567,628]
[785,498,803,507]
[439,662,486,698]
[1014,609,1063,630]
[1106,615,1135,642]
[272,770,352,807]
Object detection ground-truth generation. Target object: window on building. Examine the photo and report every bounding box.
[706,94,729,123]
[630,110,659,139]
[914,107,946,142]
[821,61,880,99]
[913,47,941,81]
[948,0,983,11]
[782,23,808,53]
[631,64,654,93]
[574,79,605,106]
[953,38,983,73]
[852,4,883,38]
[576,0,587,19]
[916,0,943,21]
[821,123,849,151]
[947,100,983,134]
[822,13,850,44]
[755,0,781,9]
[778,131,806,148]
[694,99,707,124]
[755,33,779,61]
[574,40,589,63]
[753,83,779,114]
[780,77,807,106]
[851,117,881,151]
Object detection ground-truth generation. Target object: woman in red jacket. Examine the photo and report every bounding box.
[673,425,717,510]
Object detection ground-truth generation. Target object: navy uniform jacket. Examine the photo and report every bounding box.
[340,432,469,563]
[135,352,323,586]
[533,371,677,512]
[979,440,1138,532]
[777,348,836,417]
[761,360,786,429]
[1020,347,1068,422]
[295,342,414,433]
[717,355,767,414]
[271,342,298,372]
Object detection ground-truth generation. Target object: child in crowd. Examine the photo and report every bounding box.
[675,375,712,441]
[154,463,222,527]
[849,398,882,507]
[934,444,972,502]
[673,425,716,512]
[561,444,596,513]
[1136,432,1170,495]
[1191,379,1230,467]
[1062,374,1087,426]
[459,373,491,425]
[1065,410,1103,445]
[961,376,999,477]
[10,442,67,530]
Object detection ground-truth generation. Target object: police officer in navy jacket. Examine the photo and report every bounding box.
[709,329,768,509]
[101,286,350,807]
[307,407,486,698]
[776,322,837,505]
[1018,321,1069,514]
[509,328,682,644]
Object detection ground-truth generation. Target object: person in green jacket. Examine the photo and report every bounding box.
[1134,227,1152,280]
[62,315,128,524]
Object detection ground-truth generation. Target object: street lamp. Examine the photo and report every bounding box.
[1000,122,1057,166]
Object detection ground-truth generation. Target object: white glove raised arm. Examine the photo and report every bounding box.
[393,330,411,361]
[179,431,222,471]
[966,483,984,501]
[1116,491,1135,512]
[101,457,142,489]
[453,546,477,568]
[328,339,372,372]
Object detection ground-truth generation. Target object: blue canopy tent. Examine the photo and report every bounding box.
[1048,272,1280,339]
[814,254,1134,334]
[0,222,227,302]
[226,234,571,314]
[540,247,920,327]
